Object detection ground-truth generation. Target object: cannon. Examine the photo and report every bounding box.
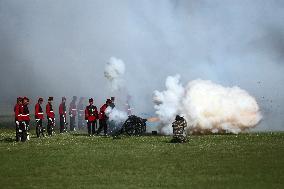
[114,115,147,136]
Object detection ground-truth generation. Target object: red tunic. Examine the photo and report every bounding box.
[46,103,55,118]
[35,103,44,120]
[99,104,108,120]
[21,104,30,121]
[14,104,22,121]
[85,105,98,121]
[59,103,66,116]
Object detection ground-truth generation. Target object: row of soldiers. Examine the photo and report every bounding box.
[14,96,115,142]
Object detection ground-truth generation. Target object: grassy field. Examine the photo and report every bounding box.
[0,127,283,189]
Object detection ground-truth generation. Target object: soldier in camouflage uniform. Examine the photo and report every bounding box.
[171,115,187,143]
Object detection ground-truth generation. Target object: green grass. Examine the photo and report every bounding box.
[0,128,283,189]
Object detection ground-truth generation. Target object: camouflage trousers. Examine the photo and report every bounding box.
[171,135,187,143]
[172,128,187,143]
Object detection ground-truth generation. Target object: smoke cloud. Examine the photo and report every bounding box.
[153,75,184,124]
[104,57,126,92]
[105,107,128,123]
[154,75,262,134]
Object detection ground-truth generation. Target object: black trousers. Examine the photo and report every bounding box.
[36,119,44,137]
[97,120,108,135]
[22,121,29,142]
[23,121,30,132]
[87,120,96,135]
[60,115,66,133]
[15,121,21,141]
[78,115,85,130]
[47,118,54,136]
[70,116,75,131]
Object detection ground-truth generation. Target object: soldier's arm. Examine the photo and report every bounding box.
[183,120,187,128]
[46,105,49,116]
[84,107,88,120]
[35,104,39,117]
[15,106,20,120]
[95,106,98,117]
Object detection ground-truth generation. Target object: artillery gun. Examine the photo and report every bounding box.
[114,115,147,137]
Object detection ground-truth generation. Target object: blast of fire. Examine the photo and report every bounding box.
[147,117,160,122]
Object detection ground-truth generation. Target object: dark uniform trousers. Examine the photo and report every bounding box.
[47,118,54,136]
[97,120,108,135]
[60,115,66,133]
[36,119,44,137]
[70,116,75,131]
[87,120,97,135]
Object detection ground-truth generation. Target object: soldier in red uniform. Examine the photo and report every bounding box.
[59,97,67,133]
[96,99,111,135]
[14,97,23,142]
[21,97,30,141]
[85,98,98,136]
[35,97,45,137]
[69,96,77,131]
[46,97,55,136]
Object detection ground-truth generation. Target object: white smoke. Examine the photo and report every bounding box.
[153,75,184,134]
[104,57,126,91]
[153,75,262,134]
[105,106,128,123]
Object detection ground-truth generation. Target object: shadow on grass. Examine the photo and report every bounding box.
[190,131,236,136]
[71,133,89,137]
[0,137,15,143]
[0,135,40,143]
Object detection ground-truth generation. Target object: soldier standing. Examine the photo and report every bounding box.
[14,97,23,142]
[46,97,55,136]
[96,99,111,136]
[77,97,85,130]
[171,115,187,143]
[21,97,30,141]
[69,96,77,131]
[59,97,67,133]
[85,98,98,136]
[35,97,45,137]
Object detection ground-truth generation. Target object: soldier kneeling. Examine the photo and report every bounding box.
[171,115,187,143]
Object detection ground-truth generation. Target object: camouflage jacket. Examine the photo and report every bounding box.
[172,118,187,136]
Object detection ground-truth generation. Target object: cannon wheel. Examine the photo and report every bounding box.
[122,116,147,136]
[124,118,136,136]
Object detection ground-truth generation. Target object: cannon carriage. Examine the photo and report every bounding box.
[114,115,147,136]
